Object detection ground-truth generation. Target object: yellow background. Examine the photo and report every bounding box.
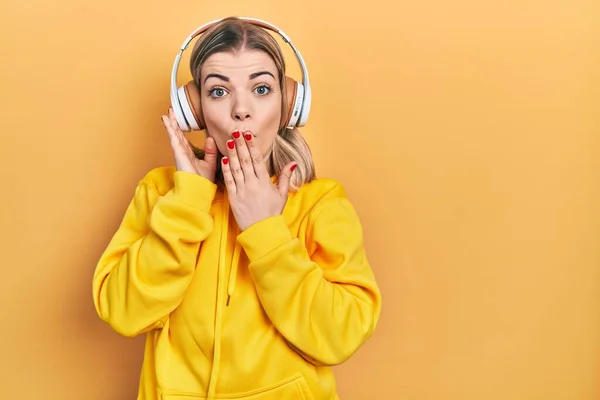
[1,0,599,398]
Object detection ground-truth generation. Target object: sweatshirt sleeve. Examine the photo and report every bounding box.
[92,170,217,337]
[236,195,382,366]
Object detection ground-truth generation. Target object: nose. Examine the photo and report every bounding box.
[232,94,252,122]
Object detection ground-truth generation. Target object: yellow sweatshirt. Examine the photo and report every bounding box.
[92,166,382,400]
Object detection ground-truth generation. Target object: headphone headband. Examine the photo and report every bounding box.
[170,17,311,132]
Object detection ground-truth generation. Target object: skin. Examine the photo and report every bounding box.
[160,49,297,231]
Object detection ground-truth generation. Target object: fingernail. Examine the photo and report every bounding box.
[222,157,229,165]
[291,164,297,172]
[244,133,252,141]
[232,131,241,139]
[227,140,235,149]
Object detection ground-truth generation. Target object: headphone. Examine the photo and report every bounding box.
[170,16,312,132]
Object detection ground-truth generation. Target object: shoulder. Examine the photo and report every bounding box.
[293,177,348,206]
[138,165,177,196]
[292,177,361,222]
[294,177,365,243]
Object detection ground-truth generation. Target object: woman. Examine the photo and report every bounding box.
[93,16,382,400]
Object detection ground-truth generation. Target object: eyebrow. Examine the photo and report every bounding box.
[203,71,275,84]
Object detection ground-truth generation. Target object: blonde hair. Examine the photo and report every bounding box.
[188,17,316,190]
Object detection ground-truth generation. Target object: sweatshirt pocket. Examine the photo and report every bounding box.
[229,374,314,400]
[162,374,314,400]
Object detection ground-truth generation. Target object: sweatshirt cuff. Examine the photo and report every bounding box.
[171,171,217,212]
[236,215,293,262]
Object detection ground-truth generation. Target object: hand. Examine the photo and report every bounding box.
[161,107,218,182]
[221,131,297,231]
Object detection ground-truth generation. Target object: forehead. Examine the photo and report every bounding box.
[201,50,277,78]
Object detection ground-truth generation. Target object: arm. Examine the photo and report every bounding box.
[92,171,217,337]
[236,195,382,366]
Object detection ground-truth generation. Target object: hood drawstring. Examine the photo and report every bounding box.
[214,196,241,307]
[223,196,241,307]
[207,194,241,400]
[227,243,241,306]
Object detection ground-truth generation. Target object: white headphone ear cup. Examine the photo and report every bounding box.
[171,88,190,132]
[287,81,304,129]
[297,83,311,127]
[176,86,201,131]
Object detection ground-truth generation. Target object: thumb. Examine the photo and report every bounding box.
[277,162,297,197]
[203,136,218,167]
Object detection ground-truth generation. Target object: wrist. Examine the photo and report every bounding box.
[171,171,217,211]
[236,215,293,261]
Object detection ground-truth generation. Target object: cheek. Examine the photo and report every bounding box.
[257,97,282,140]
[201,101,228,153]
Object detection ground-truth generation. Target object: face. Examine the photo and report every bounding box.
[200,49,282,160]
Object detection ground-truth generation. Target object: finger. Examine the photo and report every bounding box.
[221,157,237,194]
[232,131,256,180]
[166,109,191,153]
[277,162,297,197]
[161,115,175,140]
[167,108,182,138]
[203,136,218,168]
[243,132,269,179]
[225,139,244,184]
[168,107,182,133]
[162,114,183,151]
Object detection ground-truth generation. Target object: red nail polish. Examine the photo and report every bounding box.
[227,140,235,149]
[222,157,229,165]
[233,131,241,139]
[291,164,297,172]
[244,133,252,141]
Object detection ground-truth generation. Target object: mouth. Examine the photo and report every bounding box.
[233,130,255,137]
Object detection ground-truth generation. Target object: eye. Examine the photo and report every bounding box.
[254,85,271,96]
[208,87,228,98]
